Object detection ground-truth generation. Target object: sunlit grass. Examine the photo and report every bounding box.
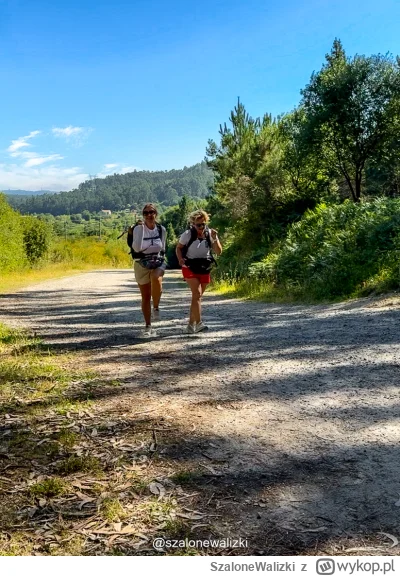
[100,498,128,522]
[0,237,131,294]
[0,265,93,294]
[0,322,97,417]
[0,532,35,556]
[211,278,303,303]
[56,455,102,475]
[29,477,69,498]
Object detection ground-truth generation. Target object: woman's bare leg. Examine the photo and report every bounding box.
[150,268,164,310]
[138,282,152,325]
[186,278,202,324]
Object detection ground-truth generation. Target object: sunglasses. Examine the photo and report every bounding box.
[143,210,156,216]
[195,223,206,228]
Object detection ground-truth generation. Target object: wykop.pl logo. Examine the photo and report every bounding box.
[316,559,336,575]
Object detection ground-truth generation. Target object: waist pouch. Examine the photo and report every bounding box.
[186,258,213,274]
[139,255,165,269]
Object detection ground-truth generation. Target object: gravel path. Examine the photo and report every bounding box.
[1,269,400,553]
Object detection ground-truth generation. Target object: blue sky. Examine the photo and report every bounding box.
[1,0,400,191]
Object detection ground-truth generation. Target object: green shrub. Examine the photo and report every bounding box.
[250,198,400,299]
[212,228,268,283]
[0,193,27,272]
[21,215,52,264]
[48,238,131,267]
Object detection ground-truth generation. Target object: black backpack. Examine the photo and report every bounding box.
[181,226,217,269]
[127,223,164,260]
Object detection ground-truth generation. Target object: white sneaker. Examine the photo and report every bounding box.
[185,323,195,334]
[195,322,208,333]
[140,326,157,338]
[152,308,160,322]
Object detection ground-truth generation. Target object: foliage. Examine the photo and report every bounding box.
[29,478,67,498]
[300,39,400,202]
[48,238,131,268]
[279,108,334,202]
[165,222,178,268]
[21,215,52,263]
[247,198,400,299]
[0,193,28,272]
[206,41,400,301]
[206,99,288,239]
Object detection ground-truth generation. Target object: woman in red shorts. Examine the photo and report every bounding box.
[176,210,222,334]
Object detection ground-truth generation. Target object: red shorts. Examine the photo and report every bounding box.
[182,265,211,284]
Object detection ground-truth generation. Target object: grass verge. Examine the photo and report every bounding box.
[211,278,310,304]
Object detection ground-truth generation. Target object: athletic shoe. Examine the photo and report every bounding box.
[195,321,208,333]
[140,326,153,338]
[185,323,195,334]
[152,308,160,322]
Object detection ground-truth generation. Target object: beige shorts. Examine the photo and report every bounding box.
[134,261,166,285]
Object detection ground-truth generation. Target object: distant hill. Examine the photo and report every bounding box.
[7,163,213,216]
[3,189,58,196]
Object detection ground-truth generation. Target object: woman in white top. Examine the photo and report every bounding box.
[176,209,222,334]
[130,203,167,337]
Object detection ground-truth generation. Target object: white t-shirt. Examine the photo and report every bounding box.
[132,224,166,255]
[179,229,211,259]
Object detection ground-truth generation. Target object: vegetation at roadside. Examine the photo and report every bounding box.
[0,193,132,291]
[214,199,400,301]
[206,40,400,301]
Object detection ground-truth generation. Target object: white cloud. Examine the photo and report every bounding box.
[120,165,141,173]
[52,125,93,147]
[1,128,89,190]
[17,152,38,160]
[97,163,141,178]
[0,163,88,192]
[52,126,84,138]
[24,154,64,168]
[7,131,41,156]
[1,130,139,192]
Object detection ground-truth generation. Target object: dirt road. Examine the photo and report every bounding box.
[1,269,400,555]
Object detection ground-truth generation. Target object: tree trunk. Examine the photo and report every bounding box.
[355,170,362,202]
[344,173,357,202]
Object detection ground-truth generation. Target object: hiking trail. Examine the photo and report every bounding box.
[1,269,400,555]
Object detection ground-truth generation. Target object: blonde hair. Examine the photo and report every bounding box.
[142,203,158,216]
[189,209,209,225]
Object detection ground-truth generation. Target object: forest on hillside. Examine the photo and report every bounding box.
[6,163,213,216]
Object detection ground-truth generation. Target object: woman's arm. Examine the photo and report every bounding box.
[132,224,144,253]
[161,226,167,253]
[176,243,186,267]
[210,229,222,255]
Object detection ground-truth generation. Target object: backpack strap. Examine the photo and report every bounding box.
[128,222,165,259]
[185,226,214,252]
[143,223,162,241]
[157,223,165,256]
[205,229,217,265]
[204,229,213,252]
[186,226,198,251]
[182,226,217,266]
